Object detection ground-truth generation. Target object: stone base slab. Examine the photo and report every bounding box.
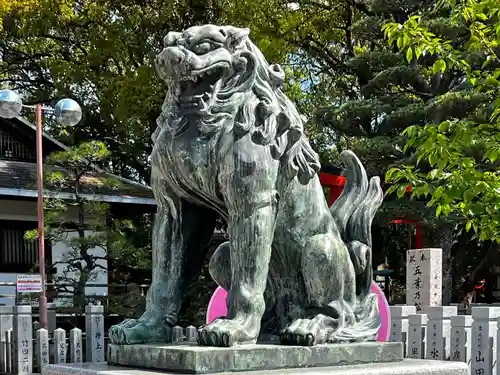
[107,342,403,373]
[42,360,468,375]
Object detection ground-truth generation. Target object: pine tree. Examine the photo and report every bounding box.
[307,0,483,303]
[25,141,151,314]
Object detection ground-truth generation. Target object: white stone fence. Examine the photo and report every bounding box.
[390,305,500,375]
[0,304,199,375]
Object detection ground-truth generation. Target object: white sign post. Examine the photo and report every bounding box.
[16,275,42,293]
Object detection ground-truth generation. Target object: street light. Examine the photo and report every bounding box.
[0,89,82,329]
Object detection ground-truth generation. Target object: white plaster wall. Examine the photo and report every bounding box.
[0,199,108,306]
[0,273,17,305]
[0,199,96,222]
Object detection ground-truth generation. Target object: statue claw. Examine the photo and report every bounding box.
[280,316,337,346]
[197,317,258,347]
[109,315,171,345]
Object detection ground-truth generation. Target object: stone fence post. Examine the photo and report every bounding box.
[425,306,456,361]
[70,328,83,364]
[450,315,472,369]
[85,305,105,363]
[186,326,197,342]
[12,305,33,375]
[5,329,12,374]
[54,328,66,363]
[0,306,13,373]
[389,305,416,356]
[471,306,500,375]
[35,328,49,373]
[408,314,427,359]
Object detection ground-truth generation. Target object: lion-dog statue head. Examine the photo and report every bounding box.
[154,24,321,185]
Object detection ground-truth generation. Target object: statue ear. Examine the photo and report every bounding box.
[226,26,250,47]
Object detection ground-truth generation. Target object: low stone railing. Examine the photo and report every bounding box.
[390,305,500,375]
[0,304,204,375]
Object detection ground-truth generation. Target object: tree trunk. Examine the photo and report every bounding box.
[461,242,499,307]
[436,226,456,305]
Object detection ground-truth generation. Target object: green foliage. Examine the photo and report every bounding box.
[384,0,500,242]
[301,0,461,227]
[27,141,150,310]
[0,0,307,183]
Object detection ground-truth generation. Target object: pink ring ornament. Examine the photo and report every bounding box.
[206,281,391,342]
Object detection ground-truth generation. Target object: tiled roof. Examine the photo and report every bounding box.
[0,116,155,204]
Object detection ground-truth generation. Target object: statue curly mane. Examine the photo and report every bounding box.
[153,25,321,184]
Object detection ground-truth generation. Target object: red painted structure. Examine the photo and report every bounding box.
[319,168,423,249]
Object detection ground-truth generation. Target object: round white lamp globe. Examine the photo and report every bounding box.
[0,89,23,119]
[54,98,82,126]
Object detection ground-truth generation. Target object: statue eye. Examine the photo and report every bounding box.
[193,42,213,55]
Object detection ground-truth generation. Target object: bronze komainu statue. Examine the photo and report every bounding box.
[109,25,383,347]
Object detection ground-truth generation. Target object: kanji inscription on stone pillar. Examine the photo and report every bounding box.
[406,248,442,311]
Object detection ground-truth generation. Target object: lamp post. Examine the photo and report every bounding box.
[0,90,82,329]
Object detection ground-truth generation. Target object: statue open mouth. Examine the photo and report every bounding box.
[177,64,228,111]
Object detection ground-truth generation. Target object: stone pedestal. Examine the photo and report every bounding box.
[42,359,468,375]
[108,342,403,374]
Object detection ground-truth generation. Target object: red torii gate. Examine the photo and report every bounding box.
[319,166,423,249]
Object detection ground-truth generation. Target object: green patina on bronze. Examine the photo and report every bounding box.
[109,25,383,347]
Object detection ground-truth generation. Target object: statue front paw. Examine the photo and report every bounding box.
[280,316,337,346]
[109,314,171,345]
[197,318,258,347]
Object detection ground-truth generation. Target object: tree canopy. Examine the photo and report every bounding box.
[384,0,500,243]
[0,0,316,182]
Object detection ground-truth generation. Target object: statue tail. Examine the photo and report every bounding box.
[328,150,384,342]
[330,150,383,296]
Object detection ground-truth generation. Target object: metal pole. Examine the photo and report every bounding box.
[35,103,48,329]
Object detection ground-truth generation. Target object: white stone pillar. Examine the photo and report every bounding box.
[425,306,456,360]
[54,328,66,363]
[85,305,105,363]
[390,305,416,356]
[172,326,183,343]
[408,314,427,359]
[12,305,33,375]
[407,248,443,311]
[471,306,500,375]
[450,315,472,369]
[69,328,83,364]
[35,328,49,372]
[0,306,13,373]
[6,329,12,374]
[186,326,197,342]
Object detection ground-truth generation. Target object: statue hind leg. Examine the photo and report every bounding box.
[109,187,217,344]
[280,232,360,345]
[280,152,383,346]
